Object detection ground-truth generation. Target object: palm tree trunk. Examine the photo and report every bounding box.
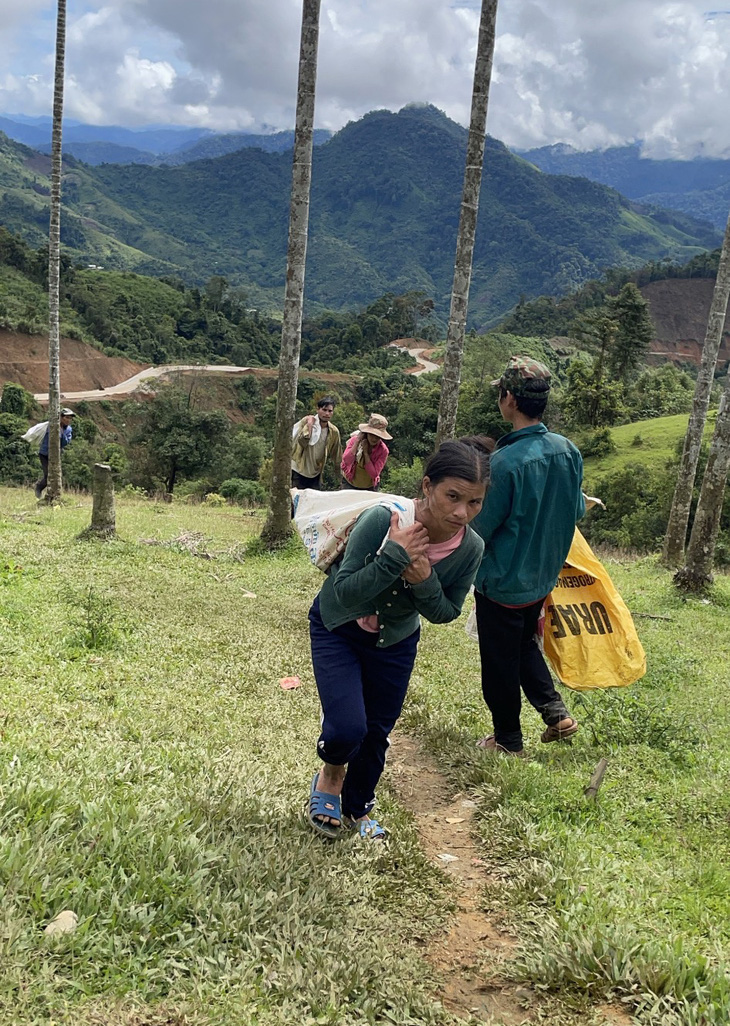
[663,208,730,564]
[674,386,730,591]
[262,0,321,548]
[46,0,66,503]
[436,0,499,444]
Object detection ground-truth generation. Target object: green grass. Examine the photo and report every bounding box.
[2,486,730,1024]
[581,412,716,484]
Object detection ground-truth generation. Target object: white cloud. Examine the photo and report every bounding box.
[1,0,730,155]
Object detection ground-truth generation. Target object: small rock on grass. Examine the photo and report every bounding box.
[44,910,78,937]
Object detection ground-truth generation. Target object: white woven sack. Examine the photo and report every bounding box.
[21,421,48,450]
[292,489,415,572]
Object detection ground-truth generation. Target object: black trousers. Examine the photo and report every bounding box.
[35,454,49,494]
[291,470,321,490]
[309,596,419,819]
[474,590,570,752]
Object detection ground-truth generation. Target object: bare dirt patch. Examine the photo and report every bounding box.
[0,331,146,394]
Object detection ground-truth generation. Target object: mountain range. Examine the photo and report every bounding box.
[0,114,332,167]
[518,143,730,230]
[0,105,722,325]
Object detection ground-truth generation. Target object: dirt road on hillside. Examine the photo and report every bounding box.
[33,364,252,403]
[388,339,441,375]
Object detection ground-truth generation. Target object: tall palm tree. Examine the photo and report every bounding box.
[436,0,499,444]
[262,0,321,548]
[45,0,67,502]
[663,209,730,564]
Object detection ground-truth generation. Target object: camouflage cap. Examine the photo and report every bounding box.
[491,355,552,396]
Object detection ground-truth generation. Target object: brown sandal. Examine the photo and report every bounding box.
[476,734,526,757]
[541,718,579,743]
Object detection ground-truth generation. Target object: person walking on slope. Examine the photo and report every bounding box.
[291,397,342,490]
[471,357,585,756]
[340,413,392,491]
[307,438,490,840]
[34,408,75,499]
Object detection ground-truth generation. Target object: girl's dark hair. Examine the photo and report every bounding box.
[422,436,494,487]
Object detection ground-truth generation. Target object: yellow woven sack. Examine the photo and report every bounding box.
[542,528,646,691]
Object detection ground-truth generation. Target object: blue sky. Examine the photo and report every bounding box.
[2,0,730,156]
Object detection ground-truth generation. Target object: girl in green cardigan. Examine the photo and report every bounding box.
[307,438,490,840]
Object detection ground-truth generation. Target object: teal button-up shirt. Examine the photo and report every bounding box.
[472,424,585,604]
[317,505,484,648]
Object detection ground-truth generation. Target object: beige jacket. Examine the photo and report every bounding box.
[292,417,342,478]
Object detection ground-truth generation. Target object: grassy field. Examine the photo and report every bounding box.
[1,486,730,1025]
[581,412,717,484]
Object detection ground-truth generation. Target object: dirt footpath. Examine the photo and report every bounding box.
[388,734,633,1026]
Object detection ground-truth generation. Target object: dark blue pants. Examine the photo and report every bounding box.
[474,591,570,752]
[309,596,419,819]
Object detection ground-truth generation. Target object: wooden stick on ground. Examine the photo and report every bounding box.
[584,758,609,801]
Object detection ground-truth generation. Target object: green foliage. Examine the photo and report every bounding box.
[70,587,124,651]
[0,412,34,483]
[561,357,627,429]
[627,364,695,421]
[377,383,440,464]
[607,282,655,382]
[499,246,724,339]
[582,462,674,551]
[573,427,617,458]
[235,374,262,412]
[100,442,129,477]
[0,381,32,416]
[1,107,719,326]
[382,457,425,498]
[129,385,229,493]
[332,401,366,441]
[217,430,268,484]
[581,438,730,559]
[219,478,267,506]
[61,439,96,490]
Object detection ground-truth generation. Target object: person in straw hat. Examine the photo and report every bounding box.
[340,413,392,491]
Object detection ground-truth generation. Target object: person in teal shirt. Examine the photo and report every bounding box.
[307,438,490,841]
[471,357,585,756]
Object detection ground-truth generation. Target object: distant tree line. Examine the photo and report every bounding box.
[501,248,722,339]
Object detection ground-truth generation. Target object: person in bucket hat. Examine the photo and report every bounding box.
[34,408,75,500]
[341,413,392,491]
[470,356,585,756]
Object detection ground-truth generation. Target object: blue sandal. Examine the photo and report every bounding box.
[344,815,388,841]
[307,771,342,839]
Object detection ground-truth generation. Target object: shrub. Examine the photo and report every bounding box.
[235,375,262,413]
[577,427,617,458]
[0,382,32,416]
[203,492,227,507]
[582,462,674,552]
[382,458,424,498]
[220,432,267,483]
[219,478,267,507]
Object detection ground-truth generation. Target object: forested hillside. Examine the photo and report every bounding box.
[0,105,721,325]
[519,142,730,230]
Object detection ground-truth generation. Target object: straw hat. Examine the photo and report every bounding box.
[358,413,392,440]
